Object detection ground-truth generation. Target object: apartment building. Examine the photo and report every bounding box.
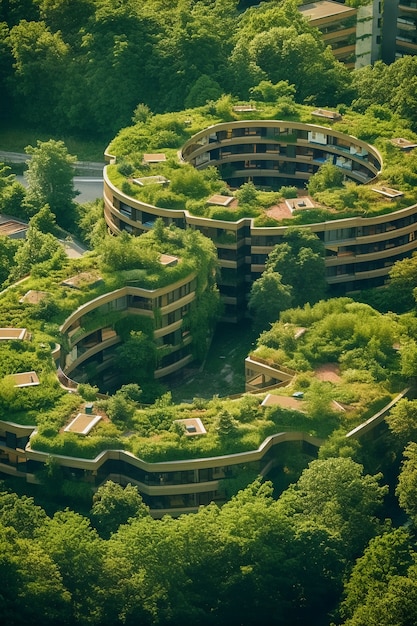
[104,118,417,321]
[382,0,417,61]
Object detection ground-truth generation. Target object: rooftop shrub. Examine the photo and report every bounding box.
[106,101,417,226]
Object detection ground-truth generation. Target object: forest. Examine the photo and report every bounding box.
[2,0,417,625]
[0,0,417,139]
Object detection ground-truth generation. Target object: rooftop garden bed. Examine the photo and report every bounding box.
[24,295,410,462]
[0,223,219,426]
[105,98,417,225]
[2,102,417,466]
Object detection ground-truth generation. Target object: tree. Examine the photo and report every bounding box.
[396,442,417,526]
[0,162,26,218]
[184,74,223,108]
[91,481,150,539]
[352,56,417,131]
[383,252,417,313]
[114,330,157,386]
[264,227,327,308]
[304,379,339,428]
[228,1,352,104]
[248,270,293,332]
[340,527,415,625]
[76,1,160,133]
[25,139,78,230]
[400,339,417,380]
[249,79,295,102]
[29,204,58,234]
[36,0,96,48]
[104,391,136,426]
[9,20,69,128]
[0,524,71,626]
[278,457,387,560]
[307,160,345,196]
[386,398,417,446]
[215,408,239,438]
[0,236,19,287]
[117,383,142,403]
[11,222,64,280]
[102,514,189,625]
[36,508,104,624]
[236,181,258,205]
[0,490,47,539]
[0,0,39,27]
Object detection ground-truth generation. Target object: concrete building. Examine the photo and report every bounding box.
[298,0,381,68]
[382,0,417,61]
[104,118,417,322]
[59,270,200,389]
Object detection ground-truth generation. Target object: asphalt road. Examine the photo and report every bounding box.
[16,174,104,204]
[0,150,105,174]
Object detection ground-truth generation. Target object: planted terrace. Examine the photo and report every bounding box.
[104,100,417,226]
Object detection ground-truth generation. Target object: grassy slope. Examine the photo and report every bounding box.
[0,120,107,162]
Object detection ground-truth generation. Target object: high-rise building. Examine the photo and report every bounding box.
[381,0,417,62]
[251,0,416,67]
[298,0,382,68]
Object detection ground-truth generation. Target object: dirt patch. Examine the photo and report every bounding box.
[266,203,293,220]
[263,395,306,411]
[314,363,342,383]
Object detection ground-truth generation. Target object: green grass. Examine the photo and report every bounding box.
[0,120,108,162]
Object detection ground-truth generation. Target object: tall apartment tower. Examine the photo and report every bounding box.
[381,0,417,62]
[299,0,382,68]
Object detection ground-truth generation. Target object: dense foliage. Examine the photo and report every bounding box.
[2,3,417,625]
[1,0,417,139]
[249,227,327,331]
[0,0,351,137]
[0,460,389,626]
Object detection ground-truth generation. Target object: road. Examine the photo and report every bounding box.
[0,150,105,174]
[1,149,105,203]
[16,175,104,204]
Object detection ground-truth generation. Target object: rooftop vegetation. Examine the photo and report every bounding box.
[6,291,410,461]
[0,220,219,422]
[1,101,417,462]
[105,98,417,224]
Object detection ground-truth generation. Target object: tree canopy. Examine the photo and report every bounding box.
[24,139,78,229]
[249,227,327,332]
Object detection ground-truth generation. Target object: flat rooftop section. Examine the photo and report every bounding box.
[174,417,207,436]
[233,105,257,112]
[207,194,235,207]
[61,271,102,289]
[391,138,417,151]
[261,393,306,411]
[0,218,27,237]
[0,328,27,341]
[372,186,404,199]
[299,0,356,20]
[64,413,102,435]
[19,290,48,304]
[312,108,342,121]
[143,153,167,164]
[133,175,169,186]
[159,253,179,267]
[12,371,40,387]
[285,196,316,212]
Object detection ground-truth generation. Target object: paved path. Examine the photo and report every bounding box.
[59,237,88,258]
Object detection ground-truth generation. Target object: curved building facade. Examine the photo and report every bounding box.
[103,120,417,321]
[60,273,199,388]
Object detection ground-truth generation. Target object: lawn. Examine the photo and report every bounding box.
[0,120,108,162]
